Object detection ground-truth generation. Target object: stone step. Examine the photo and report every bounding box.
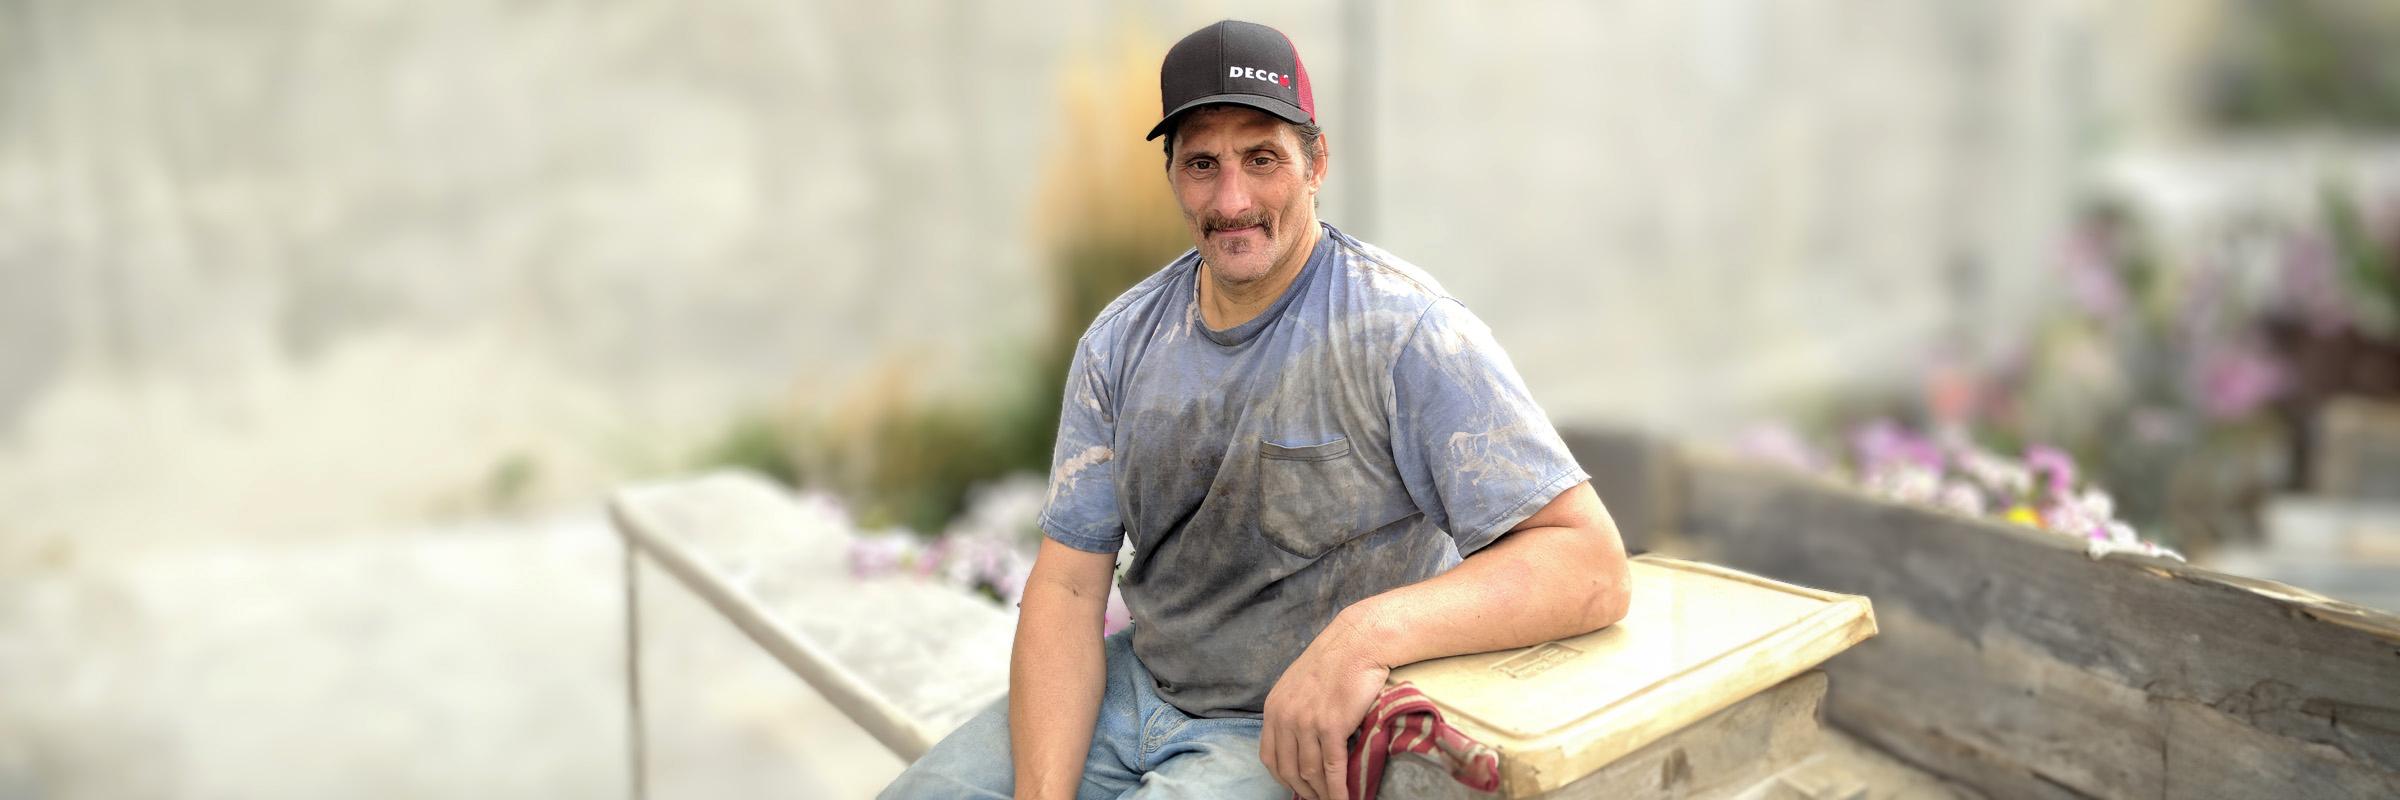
[1739,731,1980,800]
[2211,493,2400,613]
[2261,494,2400,560]
[2314,397,2400,502]
[2198,548,2400,613]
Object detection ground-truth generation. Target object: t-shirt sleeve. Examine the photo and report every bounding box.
[1389,298,1589,556]
[1036,335,1126,553]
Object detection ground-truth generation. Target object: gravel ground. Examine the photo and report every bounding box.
[0,510,903,799]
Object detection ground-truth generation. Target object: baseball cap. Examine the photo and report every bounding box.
[1145,20,1316,141]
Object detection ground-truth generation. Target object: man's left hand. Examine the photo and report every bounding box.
[1260,614,1389,800]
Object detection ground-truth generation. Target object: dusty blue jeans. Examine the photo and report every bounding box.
[879,629,1286,799]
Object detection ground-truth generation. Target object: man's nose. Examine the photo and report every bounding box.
[1207,172,1254,220]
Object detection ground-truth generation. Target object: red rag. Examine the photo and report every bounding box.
[1297,681,1502,800]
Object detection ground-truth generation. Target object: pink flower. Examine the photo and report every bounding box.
[1852,420,1942,475]
[1736,423,1826,472]
[2023,444,2077,501]
[1936,481,1988,517]
[1864,463,1942,505]
[847,535,918,579]
[915,536,950,578]
[2077,488,2116,521]
[2194,343,2286,421]
[1952,445,2031,502]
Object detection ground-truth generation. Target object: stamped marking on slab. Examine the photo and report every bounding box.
[1493,642,1584,679]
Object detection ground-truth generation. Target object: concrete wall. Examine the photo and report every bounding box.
[0,0,2199,556]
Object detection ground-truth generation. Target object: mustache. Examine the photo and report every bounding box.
[1203,212,1271,234]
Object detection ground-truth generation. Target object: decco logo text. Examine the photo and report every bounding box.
[1229,66,1290,87]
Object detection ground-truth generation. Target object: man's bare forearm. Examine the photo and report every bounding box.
[1254,483,1630,799]
[1008,540,1115,800]
[1328,483,1632,672]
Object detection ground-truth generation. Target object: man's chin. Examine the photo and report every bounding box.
[1203,253,1277,285]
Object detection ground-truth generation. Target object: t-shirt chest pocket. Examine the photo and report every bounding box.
[1253,433,1417,559]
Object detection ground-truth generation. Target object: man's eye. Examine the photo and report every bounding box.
[1249,156,1275,167]
[1188,159,1216,171]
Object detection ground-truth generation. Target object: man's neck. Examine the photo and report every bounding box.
[1198,221,1321,331]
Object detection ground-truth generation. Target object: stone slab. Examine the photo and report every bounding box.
[1389,556,1877,797]
[609,471,1014,762]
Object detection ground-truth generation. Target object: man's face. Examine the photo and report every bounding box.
[1166,106,1327,286]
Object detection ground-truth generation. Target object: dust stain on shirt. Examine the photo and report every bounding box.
[1047,445,1114,506]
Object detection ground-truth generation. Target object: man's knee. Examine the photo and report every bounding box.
[881,764,1010,800]
[1130,744,1283,799]
[1126,718,1279,800]
[878,699,1014,800]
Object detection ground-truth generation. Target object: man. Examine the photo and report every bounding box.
[884,20,1630,800]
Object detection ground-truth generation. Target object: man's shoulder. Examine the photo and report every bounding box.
[1323,227,1460,326]
[1079,249,1199,345]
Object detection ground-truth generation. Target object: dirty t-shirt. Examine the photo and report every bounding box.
[1037,222,1588,719]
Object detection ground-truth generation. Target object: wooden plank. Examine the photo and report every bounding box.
[1675,453,2400,799]
[1390,556,1876,797]
[608,472,1015,762]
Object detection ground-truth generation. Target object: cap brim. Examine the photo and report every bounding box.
[1144,94,1312,140]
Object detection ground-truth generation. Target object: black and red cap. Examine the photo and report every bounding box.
[1145,20,1316,141]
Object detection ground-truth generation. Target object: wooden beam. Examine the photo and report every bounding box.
[1674,453,2400,798]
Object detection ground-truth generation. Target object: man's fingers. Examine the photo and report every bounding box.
[1274,719,1308,798]
[1320,725,1351,800]
[1259,721,1277,780]
[1293,724,1328,800]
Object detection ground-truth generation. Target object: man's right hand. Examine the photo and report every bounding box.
[1008,537,1119,800]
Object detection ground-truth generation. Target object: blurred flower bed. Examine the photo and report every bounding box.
[1752,185,2400,555]
[836,474,1131,634]
[1741,420,2181,560]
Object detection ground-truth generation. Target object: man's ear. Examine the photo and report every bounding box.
[1309,131,1332,193]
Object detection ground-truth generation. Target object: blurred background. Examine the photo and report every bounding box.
[4,0,2400,797]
